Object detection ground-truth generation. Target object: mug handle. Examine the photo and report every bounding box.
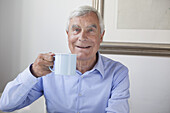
[49,56,55,72]
[49,66,54,72]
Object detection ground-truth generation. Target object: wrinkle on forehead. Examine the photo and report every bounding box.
[68,12,100,33]
[70,12,99,23]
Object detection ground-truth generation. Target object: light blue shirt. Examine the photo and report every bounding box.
[0,53,130,113]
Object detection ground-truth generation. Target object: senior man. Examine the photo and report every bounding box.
[0,6,130,113]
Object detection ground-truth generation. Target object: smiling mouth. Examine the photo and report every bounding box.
[76,46,91,49]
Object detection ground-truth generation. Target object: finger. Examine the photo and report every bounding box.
[48,52,55,56]
[43,60,54,67]
[45,53,55,61]
[37,69,51,76]
[42,66,53,71]
[39,53,54,62]
[36,58,54,67]
[43,70,52,75]
[42,60,54,67]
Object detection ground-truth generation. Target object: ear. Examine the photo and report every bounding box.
[100,30,105,43]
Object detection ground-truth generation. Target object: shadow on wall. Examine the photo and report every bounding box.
[0,1,22,92]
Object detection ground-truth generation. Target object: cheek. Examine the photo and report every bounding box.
[91,39,101,51]
[68,35,76,44]
[68,35,78,52]
[93,38,102,46]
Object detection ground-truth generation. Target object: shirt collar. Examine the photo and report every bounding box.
[93,52,105,78]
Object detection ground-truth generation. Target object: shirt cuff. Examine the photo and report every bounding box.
[18,64,41,89]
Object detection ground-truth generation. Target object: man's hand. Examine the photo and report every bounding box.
[31,52,55,77]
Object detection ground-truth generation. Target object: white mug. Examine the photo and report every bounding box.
[49,53,77,75]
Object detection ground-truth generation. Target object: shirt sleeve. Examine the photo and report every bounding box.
[0,64,43,112]
[105,66,130,113]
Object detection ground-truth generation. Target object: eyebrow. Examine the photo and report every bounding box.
[71,24,97,29]
[87,24,97,29]
[71,25,80,29]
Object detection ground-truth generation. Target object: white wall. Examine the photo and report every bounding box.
[0,0,23,93]
[103,54,170,113]
[0,0,170,113]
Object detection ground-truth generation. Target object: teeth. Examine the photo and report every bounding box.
[77,46,90,48]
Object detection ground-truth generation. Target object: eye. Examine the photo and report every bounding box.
[88,29,94,32]
[89,29,93,32]
[75,29,80,32]
[73,28,80,33]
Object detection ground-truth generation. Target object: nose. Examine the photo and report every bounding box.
[78,30,87,41]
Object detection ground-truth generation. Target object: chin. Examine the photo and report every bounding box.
[76,53,90,61]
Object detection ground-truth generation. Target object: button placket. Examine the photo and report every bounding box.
[78,93,82,96]
[76,76,83,112]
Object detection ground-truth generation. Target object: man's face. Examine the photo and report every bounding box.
[67,12,104,60]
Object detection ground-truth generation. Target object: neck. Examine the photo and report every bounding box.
[76,55,98,74]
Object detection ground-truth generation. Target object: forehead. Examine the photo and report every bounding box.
[69,12,100,28]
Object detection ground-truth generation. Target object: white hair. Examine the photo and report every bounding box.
[66,5,105,34]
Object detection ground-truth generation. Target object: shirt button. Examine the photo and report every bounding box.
[79,93,82,96]
[81,76,83,78]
